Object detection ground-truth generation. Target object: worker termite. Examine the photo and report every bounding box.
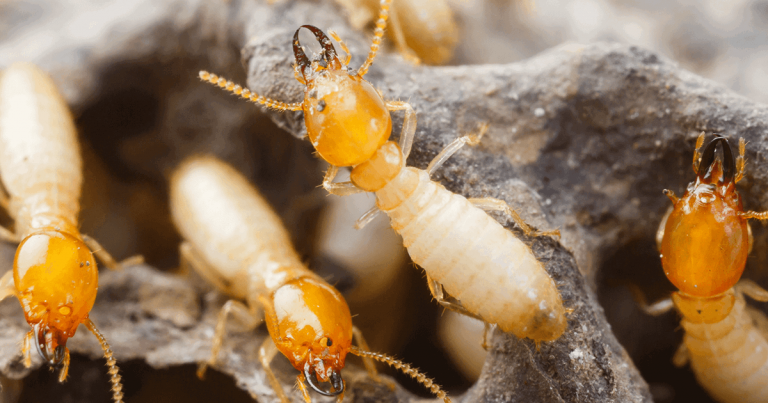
[169,155,450,402]
[334,0,459,65]
[0,63,141,403]
[640,133,768,403]
[199,0,566,344]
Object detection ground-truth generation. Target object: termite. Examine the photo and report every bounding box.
[0,63,140,403]
[169,155,450,402]
[334,0,459,65]
[199,0,566,344]
[640,133,768,403]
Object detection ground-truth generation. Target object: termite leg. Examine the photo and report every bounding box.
[258,338,290,403]
[672,342,689,367]
[328,30,352,66]
[323,165,366,196]
[655,206,673,252]
[481,323,494,351]
[0,187,9,211]
[426,275,483,321]
[355,206,383,230]
[746,306,768,335]
[198,299,261,379]
[385,101,417,160]
[735,137,747,183]
[0,270,14,302]
[469,197,560,239]
[81,234,144,271]
[737,279,768,302]
[692,132,705,174]
[22,330,33,368]
[352,326,383,383]
[179,242,230,291]
[426,123,489,176]
[296,372,313,403]
[386,5,421,65]
[626,284,675,316]
[0,226,18,244]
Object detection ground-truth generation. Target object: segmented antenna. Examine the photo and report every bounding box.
[85,319,124,403]
[198,71,303,112]
[358,0,393,77]
[350,347,451,403]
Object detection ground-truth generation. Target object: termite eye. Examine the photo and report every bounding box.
[325,337,332,346]
[317,99,326,112]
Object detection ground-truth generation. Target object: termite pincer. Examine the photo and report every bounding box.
[0,63,140,403]
[199,0,566,345]
[646,133,768,403]
[170,155,450,402]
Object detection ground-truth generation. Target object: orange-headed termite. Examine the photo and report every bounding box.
[170,155,450,402]
[0,62,142,403]
[641,133,768,403]
[199,0,566,345]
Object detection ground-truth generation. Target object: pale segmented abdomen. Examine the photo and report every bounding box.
[170,156,308,300]
[376,167,566,341]
[0,63,82,237]
[684,291,768,403]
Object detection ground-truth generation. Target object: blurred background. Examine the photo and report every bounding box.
[2,0,768,402]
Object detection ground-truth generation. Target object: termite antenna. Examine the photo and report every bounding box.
[198,71,303,112]
[358,0,393,77]
[349,347,451,403]
[84,319,124,403]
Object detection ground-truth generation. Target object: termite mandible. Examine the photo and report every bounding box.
[640,133,768,403]
[170,155,450,402]
[0,63,142,403]
[199,0,567,345]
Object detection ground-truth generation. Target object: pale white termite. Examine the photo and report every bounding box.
[0,62,141,403]
[198,3,567,345]
[169,155,451,402]
[198,0,567,344]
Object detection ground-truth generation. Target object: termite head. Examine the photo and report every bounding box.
[13,230,98,364]
[660,137,749,297]
[294,25,392,167]
[266,277,352,396]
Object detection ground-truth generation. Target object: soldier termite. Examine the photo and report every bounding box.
[199,0,567,345]
[169,155,450,402]
[640,133,768,403]
[0,63,141,403]
[334,0,459,65]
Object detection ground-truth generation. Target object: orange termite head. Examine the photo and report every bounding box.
[266,277,353,396]
[13,230,98,365]
[293,25,392,168]
[660,137,749,297]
